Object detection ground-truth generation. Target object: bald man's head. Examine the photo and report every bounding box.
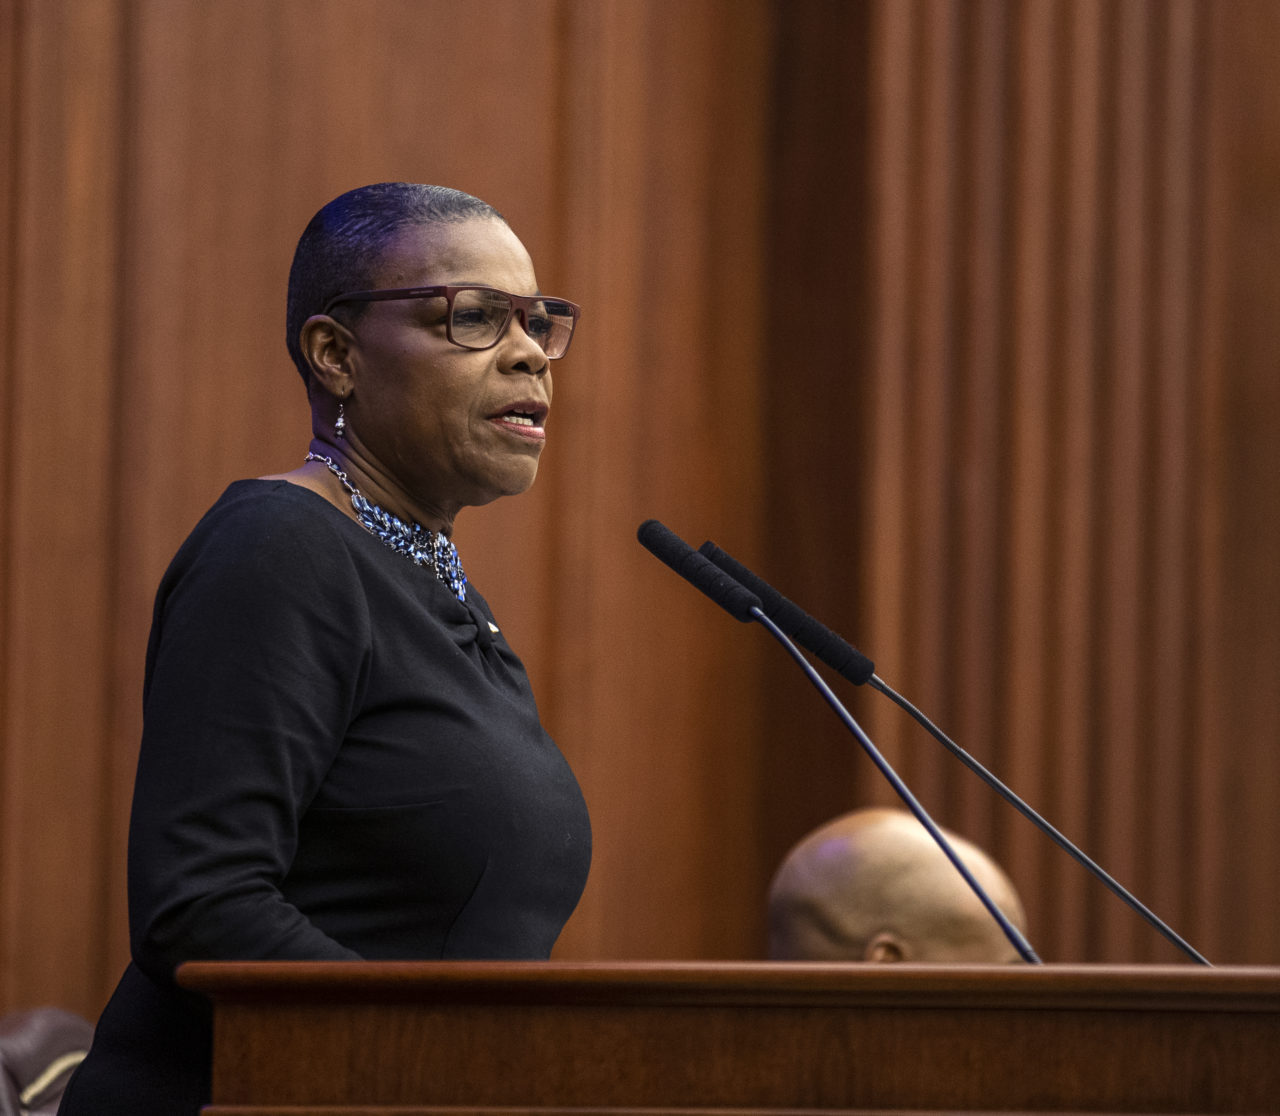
[768,808,1027,963]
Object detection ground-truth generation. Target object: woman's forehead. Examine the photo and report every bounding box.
[376,218,537,290]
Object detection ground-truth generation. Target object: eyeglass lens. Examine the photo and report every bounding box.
[451,288,575,358]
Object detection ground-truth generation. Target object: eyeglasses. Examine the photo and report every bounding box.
[321,284,581,360]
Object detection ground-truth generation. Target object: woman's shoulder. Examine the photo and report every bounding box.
[205,476,339,522]
[146,480,375,689]
[163,479,359,592]
[185,478,347,546]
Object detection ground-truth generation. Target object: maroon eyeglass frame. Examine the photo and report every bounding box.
[320,284,581,358]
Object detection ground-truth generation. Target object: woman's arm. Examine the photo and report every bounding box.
[127,488,368,983]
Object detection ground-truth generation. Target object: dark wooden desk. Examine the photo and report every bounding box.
[177,961,1280,1114]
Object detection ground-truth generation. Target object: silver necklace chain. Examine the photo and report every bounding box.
[305,453,467,602]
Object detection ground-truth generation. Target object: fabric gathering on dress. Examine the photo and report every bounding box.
[59,480,592,1114]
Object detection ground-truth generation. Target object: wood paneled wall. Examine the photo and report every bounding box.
[762,0,1280,967]
[1,0,1277,1020]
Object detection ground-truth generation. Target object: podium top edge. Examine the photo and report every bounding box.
[175,960,1280,1009]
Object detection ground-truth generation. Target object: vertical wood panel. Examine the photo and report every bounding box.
[1004,0,1058,939]
[1,0,126,1012]
[534,0,648,960]
[1198,0,1280,964]
[1190,0,1233,967]
[1096,0,1152,960]
[1051,0,1104,965]
[850,0,1273,963]
[864,0,918,778]
[904,1,960,818]
[0,0,20,1016]
[950,0,1011,856]
[756,0,875,893]
[1147,0,1202,945]
[546,0,772,960]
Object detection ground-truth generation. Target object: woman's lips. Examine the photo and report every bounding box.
[489,402,548,440]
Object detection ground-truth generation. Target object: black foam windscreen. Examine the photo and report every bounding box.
[698,540,875,684]
[637,521,761,622]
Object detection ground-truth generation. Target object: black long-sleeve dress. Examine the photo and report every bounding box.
[59,480,592,1114]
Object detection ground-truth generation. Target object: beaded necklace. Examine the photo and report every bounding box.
[305,453,467,602]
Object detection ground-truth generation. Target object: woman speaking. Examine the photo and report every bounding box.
[60,183,591,1114]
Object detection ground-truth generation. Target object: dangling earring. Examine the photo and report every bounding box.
[335,400,346,439]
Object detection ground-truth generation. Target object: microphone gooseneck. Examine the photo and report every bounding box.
[638,520,1040,964]
[696,538,1212,966]
[867,679,1212,964]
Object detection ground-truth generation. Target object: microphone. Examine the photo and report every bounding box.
[637,520,761,621]
[637,519,1041,964]
[696,538,1212,966]
[698,540,875,685]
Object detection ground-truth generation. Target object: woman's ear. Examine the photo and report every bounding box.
[298,314,354,398]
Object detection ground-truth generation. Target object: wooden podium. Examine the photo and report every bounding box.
[177,960,1280,1114]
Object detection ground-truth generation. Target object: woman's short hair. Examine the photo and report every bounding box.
[285,182,505,386]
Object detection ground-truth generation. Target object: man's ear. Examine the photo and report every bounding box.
[298,314,355,398]
[864,933,906,963]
